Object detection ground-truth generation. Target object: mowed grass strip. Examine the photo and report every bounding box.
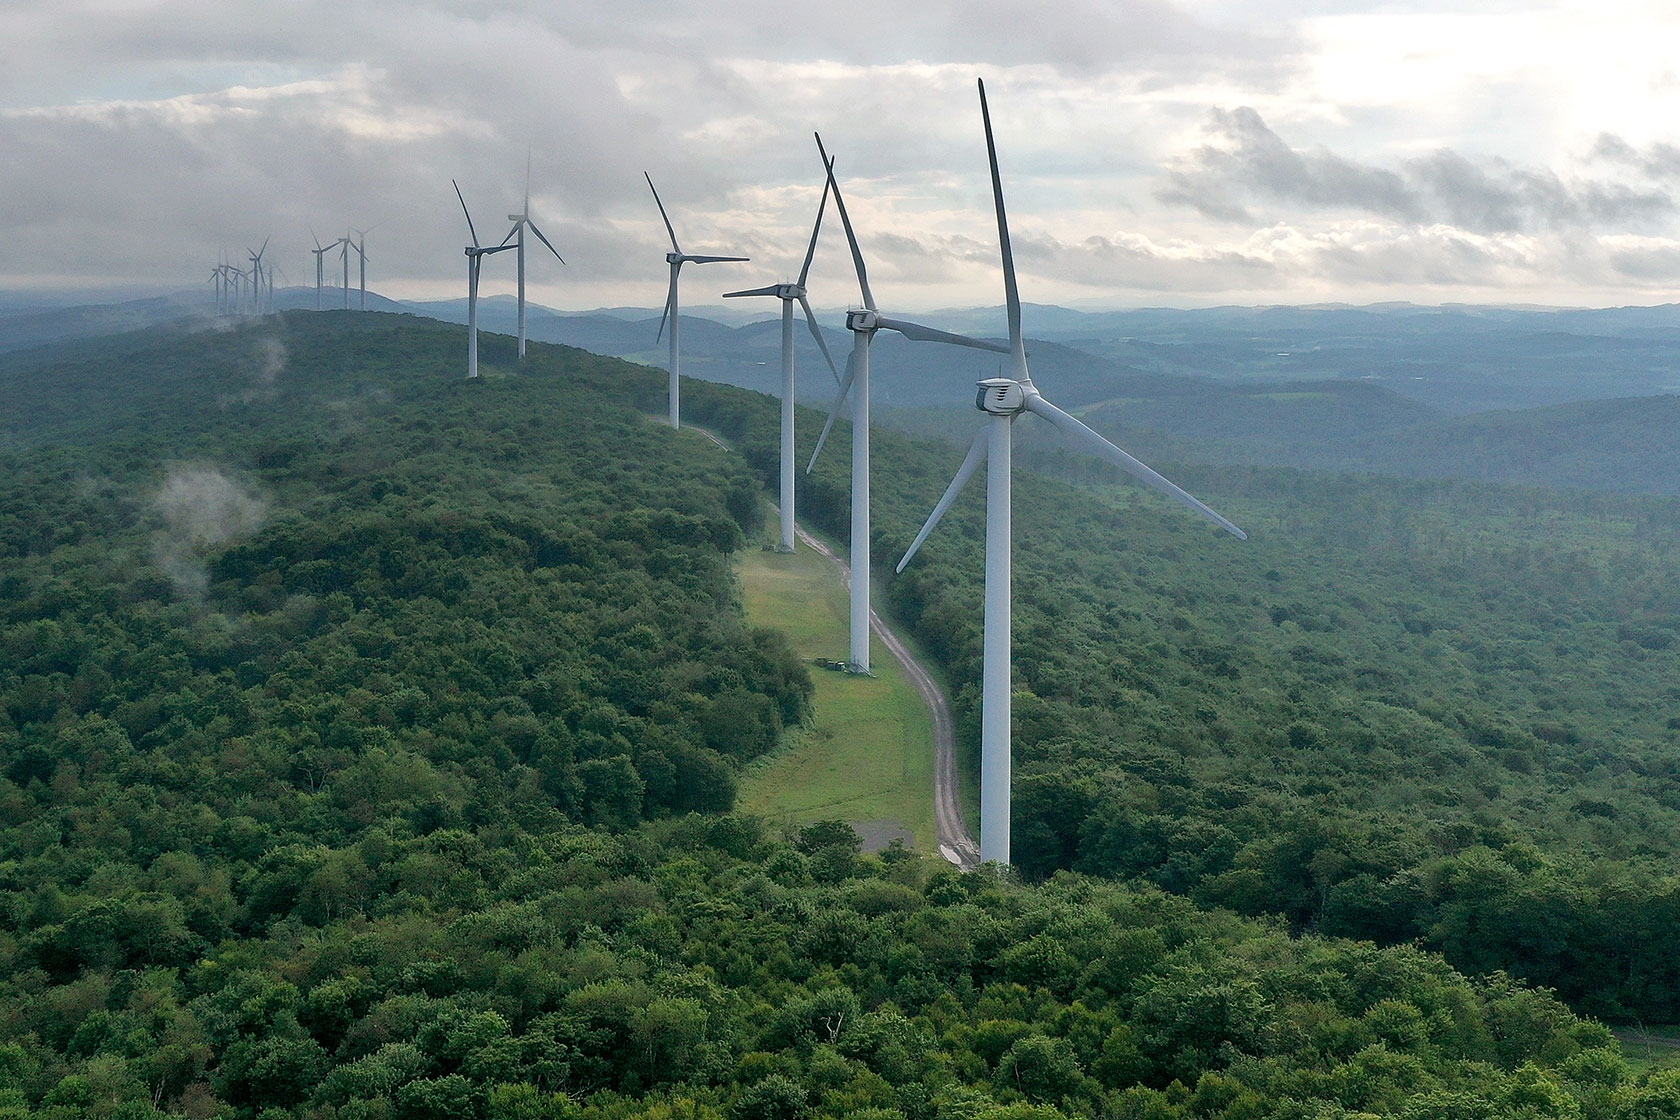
[736,537,936,850]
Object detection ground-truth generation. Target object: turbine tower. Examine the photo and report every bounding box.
[337,237,352,309]
[896,80,1247,866]
[247,239,270,315]
[455,179,517,379]
[806,133,1008,673]
[645,173,748,429]
[350,229,371,310]
[506,159,565,359]
[310,233,329,310]
[722,160,842,552]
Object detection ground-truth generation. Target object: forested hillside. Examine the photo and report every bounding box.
[1,312,1678,1119]
[696,366,1680,1023]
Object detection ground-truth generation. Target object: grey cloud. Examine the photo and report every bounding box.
[1162,108,1675,234]
[1158,107,1419,224]
[543,0,1300,84]
[1591,133,1680,181]
[1606,242,1680,281]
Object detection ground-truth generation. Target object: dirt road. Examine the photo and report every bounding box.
[791,526,981,869]
[686,421,980,868]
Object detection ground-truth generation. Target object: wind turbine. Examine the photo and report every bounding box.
[227,265,248,315]
[455,179,517,379]
[247,239,270,315]
[506,159,565,359]
[646,172,748,429]
[337,237,352,309]
[895,79,1247,866]
[721,161,842,552]
[350,229,372,310]
[310,233,330,310]
[806,133,1008,673]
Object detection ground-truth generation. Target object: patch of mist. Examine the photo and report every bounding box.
[150,465,268,597]
[218,332,290,406]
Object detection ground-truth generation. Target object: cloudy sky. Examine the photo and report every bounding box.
[6,0,1680,312]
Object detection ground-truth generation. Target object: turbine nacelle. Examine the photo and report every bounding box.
[847,309,880,332]
[666,252,684,265]
[976,377,1028,415]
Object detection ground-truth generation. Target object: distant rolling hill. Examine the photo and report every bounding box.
[10,290,1680,495]
[1079,388,1680,496]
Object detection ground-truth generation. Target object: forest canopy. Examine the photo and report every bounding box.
[1,312,1678,1119]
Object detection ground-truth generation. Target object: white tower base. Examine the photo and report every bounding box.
[980,413,1012,864]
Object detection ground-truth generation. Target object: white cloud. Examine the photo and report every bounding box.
[4,0,1680,309]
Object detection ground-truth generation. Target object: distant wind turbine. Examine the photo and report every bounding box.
[350,228,373,310]
[895,80,1247,866]
[646,172,748,429]
[454,179,517,379]
[505,158,565,359]
[722,159,842,552]
[337,237,352,309]
[247,239,270,315]
[807,132,1008,673]
[310,232,330,310]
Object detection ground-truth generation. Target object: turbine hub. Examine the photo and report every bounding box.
[666,252,683,265]
[846,309,879,332]
[976,377,1028,415]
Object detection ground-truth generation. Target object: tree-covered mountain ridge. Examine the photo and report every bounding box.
[0,311,1673,1119]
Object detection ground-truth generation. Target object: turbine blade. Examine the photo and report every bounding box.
[979,78,1025,368]
[686,254,750,264]
[453,179,480,247]
[645,172,682,253]
[1025,395,1246,539]
[310,227,322,251]
[877,316,1009,353]
[806,349,856,473]
[797,156,835,287]
[722,284,782,298]
[524,151,532,215]
[655,271,677,344]
[814,132,875,310]
[897,427,989,572]
[528,219,565,264]
[797,294,842,384]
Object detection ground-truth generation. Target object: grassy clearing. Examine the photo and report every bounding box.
[736,524,937,851]
[1614,1026,1680,1073]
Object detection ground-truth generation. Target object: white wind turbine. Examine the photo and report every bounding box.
[506,160,565,359]
[247,239,270,315]
[646,172,748,429]
[806,132,1009,673]
[337,236,352,308]
[350,229,372,310]
[896,79,1247,866]
[721,160,842,553]
[455,180,517,379]
[310,233,330,310]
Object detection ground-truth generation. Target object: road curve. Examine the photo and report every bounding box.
[684,422,980,869]
[791,525,981,870]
